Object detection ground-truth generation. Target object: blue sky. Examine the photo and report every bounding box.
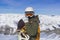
[0,0,60,15]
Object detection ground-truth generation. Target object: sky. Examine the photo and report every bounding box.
[0,0,60,15]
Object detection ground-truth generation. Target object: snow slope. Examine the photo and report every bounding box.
[0,14,60,31]
[39,15,60,31]
[0,14,60,40]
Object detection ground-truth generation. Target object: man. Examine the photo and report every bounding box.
[25,7,40,40]
[17,7,40,40]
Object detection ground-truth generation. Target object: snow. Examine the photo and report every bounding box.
[39,15,60,31]
[0,14,60,40]
[0,34,17,40]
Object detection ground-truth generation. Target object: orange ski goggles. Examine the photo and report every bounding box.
[25,11,34,16]
[25,13,33,16]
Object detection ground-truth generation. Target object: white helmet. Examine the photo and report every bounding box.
[25,7,34,12]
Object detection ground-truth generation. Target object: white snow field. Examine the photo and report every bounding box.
[0,14,60,40]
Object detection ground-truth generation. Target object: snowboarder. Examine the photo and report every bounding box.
[17,7,40,40]
[25,7,40,40]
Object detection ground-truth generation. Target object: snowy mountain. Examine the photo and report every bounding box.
[0,14,60,40]
[0,14,25,33]
[39,15,60,31]
[0,14,60,31]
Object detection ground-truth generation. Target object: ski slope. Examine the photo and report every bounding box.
[0,14,60,40]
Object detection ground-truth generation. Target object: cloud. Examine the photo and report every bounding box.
[0,0,23,7]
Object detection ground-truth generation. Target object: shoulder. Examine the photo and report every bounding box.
[33,15,39,18]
